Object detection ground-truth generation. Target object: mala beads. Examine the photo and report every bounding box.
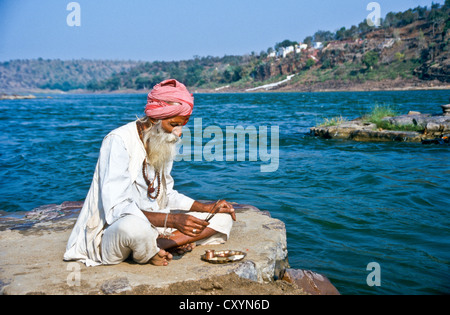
[137,120,161,200]
[142,159,160,200]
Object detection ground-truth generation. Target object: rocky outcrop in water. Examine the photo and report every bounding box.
[310,105,450,143]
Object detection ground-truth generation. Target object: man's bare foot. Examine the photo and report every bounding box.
[170,242,196,256]
[149,249,173,266]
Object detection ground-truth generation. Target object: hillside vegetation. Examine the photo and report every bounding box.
[1,3,449,93]
[0,59,139,92]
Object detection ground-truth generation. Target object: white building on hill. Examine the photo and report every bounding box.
[271,43,308,58]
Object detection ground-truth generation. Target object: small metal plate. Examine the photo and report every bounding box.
[201,250,247,264]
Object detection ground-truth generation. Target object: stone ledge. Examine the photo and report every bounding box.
[0,202,292,295]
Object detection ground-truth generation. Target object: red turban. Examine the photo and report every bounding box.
[145,79,194,120]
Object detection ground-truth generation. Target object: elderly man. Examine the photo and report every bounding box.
[64,79,235,267]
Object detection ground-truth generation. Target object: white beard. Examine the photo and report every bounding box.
[141,121,180,209]
[143,121,179,172]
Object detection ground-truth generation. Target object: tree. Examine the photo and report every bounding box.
[135,76,152,90]
[412,6,428,20]
[362,51,379,70]
[335,27,347,41]
[185,64,204,86]
[87,80,102,91]
[303,36,313,46]
[383,12,400,28]
[395,52,405,62]
[344,25,359,40]
[313,30,335,42]
[358,21,371,36]
[275,39,298,50]
[429,4,447,35]
[305,58,316,69]
[104,76,121,90]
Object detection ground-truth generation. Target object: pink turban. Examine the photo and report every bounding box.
[145,79,194,120]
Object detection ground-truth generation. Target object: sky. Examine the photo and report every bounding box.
[0,0,445,62]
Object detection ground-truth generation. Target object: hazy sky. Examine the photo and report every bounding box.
[0,0,444,62]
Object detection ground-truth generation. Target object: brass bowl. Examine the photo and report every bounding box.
[201,250,247,264]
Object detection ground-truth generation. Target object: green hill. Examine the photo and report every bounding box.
[1,2,448,93]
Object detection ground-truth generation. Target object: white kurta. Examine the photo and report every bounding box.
[64,121,199,266]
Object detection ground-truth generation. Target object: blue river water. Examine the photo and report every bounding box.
[0,90,449,294]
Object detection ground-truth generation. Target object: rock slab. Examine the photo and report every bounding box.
[0,202,293,295]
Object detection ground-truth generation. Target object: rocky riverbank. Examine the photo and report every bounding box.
[0,201,339,295]
[0,94,36,100]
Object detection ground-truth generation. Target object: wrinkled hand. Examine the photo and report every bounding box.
[208,200,236,221]
[172,213,210,237]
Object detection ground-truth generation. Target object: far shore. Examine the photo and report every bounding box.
[2,79,449,97]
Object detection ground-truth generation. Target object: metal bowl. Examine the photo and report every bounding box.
[201,250,246,264]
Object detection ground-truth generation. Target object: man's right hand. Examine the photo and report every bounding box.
[170,213,210,237]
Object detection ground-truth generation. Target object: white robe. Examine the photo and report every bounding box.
[64,121,231,266]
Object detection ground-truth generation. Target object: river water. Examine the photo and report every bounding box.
[1,90,449,294]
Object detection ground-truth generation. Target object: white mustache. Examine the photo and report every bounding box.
[167,126,182,143]
[167,132,180,143]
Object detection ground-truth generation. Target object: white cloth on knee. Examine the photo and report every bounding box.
[101,214,159,265]
[156,211,233,245]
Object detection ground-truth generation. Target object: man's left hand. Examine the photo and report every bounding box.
[191,200,236,221]
[208,200,236,221]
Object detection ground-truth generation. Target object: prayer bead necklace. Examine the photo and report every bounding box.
[136,121,161,200]
[142,160,160,199]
